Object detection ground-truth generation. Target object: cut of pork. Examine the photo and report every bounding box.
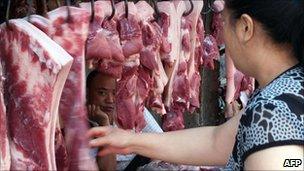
[171,0,191,111]
[0,19,72,170]
[54,127,68,171]
[80,1,124,78]
[225,53,255,118]
[202,35,220,70]
[157,1,179,110]
[30,6,97,170]
[136,1,168,115]
[115,1,146,131]
[162,1,188,131]
[185,0,204,113]
[211,0,225,45]
[0,57,10,170]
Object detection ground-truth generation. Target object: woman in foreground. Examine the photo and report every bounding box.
[87,0,304,170]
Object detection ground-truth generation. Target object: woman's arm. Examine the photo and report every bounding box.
[88,112,242,166]
[244,145,304,170]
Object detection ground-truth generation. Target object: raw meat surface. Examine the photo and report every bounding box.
[185,1,204,113]
[0,19,72,170]
[225,53,255,117]
[54,128,68,171]
[162,1,188,131]
[136,1,168,115]
[115,1,146,131]
[0,55,10,170]
[30,6,97,170]
[157,1,180,109]
[81,1,124,78]
[202,35,220,70]
[211,0,225,46]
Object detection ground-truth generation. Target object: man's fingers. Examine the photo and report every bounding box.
[88,105,93,116]
[92,104,96,112]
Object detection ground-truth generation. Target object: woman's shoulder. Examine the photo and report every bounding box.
[239,90,304,164]
[259,65,303,99]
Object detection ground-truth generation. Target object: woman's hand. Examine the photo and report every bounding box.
[87,127,135,157]
[87,104,110,126]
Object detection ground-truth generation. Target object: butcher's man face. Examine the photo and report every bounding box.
[87,72,116,117]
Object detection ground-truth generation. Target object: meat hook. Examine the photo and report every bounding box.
[42,0,48,16]
[107,0,116,21]
[74,0,80,7]
[90,0,95,22]
[124,0,128,19]
[183,0,193,17]
[36,0,48,17]
[202,0,216,15]
[152,0,160,21]
[5,0,11,29]
[66,0,72,22]
[56,0,61,7]
[27,0,34,22]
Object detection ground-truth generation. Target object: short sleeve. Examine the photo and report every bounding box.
[240,99,304,163]
[141,108,163,133]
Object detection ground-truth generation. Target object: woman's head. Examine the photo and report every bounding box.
[86,70,116,116]
[223,0,304,74]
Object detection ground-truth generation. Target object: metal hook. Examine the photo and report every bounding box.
[90,0,95,22]
[42,0,48,16]
[36,0,48,17]
[201,0,216,15]
[183,0,193,17]
[152,0,160,21]
[66,0,71,22]
[124,0,128,19]
[107,0,116,20]
[56,0,61,7]
[5,0,11,29]
[74,0,80,7]
[27,0,34,21]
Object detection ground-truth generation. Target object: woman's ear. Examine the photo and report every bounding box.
[235,14,254,43]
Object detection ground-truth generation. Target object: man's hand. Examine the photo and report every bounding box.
[87,104,111,126]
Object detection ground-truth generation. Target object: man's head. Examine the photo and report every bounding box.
[86,70,116,117]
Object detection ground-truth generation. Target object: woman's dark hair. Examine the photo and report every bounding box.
[225,0,304,65]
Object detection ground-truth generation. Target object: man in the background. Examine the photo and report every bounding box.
[86,70,163,171]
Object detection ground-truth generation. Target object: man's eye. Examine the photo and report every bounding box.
[98,91,107,96]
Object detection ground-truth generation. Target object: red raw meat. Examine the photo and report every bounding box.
[136,1,168,115]
[162,0,204,131]
[225,53,255,118]
[202,35,220,70]
[115,1,146,131]
[0,19,72,170]
[54,128,68,171]
[185,1,205,113]
[80,1,124,78]
[30,6,97,170]
[0,53,10,170]
[157,1,180,110]
[211,0,225,45]
[162,1,188,131]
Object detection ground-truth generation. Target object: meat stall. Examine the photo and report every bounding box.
[0,0,254,170]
